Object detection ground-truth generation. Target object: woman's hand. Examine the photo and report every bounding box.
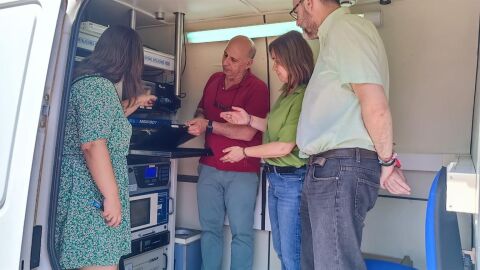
[102,196,122,227]
[220,146,246,163]
[137,94,157,107]
[122,94,157,117]
[220,106,250,125]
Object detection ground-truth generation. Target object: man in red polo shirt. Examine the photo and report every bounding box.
[187,35,269,270]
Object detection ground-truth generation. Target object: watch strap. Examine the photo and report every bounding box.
[206,120,213,134]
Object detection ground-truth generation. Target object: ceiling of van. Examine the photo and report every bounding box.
[114,0,379,24]
[117,0,292,22]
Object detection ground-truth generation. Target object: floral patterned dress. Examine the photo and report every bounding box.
[55,74,132,269]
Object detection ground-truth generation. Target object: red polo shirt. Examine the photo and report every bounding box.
[198,70,270,172]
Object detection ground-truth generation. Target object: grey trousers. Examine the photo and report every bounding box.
[197,164,259,270]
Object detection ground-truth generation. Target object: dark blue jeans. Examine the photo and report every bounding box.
[300,148,380,270]
[267,167,305,270]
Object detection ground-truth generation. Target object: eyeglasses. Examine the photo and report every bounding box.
[289,0,305,20]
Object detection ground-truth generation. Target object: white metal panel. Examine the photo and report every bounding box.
[475,16,480,270]
[115,0,390,24]
[447,156,477,214]
[0,5,37,207]
[0,0,62,269]
[246,0,292,14]
[115,0,280,21]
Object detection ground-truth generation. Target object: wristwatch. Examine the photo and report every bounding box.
[206,120,213,134]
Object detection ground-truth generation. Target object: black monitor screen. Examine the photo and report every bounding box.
[130,198,150,228]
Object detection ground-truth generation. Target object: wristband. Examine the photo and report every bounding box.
[379,152,399,167]
[243,147,249,158]
[247,114,252,126]
[393,158,402,168]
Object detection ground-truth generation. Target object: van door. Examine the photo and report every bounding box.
[0,0,62,269]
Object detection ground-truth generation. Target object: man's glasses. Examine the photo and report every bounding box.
[289,0,304,20]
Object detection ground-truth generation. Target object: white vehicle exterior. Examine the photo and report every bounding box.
[0,0,65,269]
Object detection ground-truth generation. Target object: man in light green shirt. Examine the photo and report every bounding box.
[290,0,411,269]
[296,7,389,157]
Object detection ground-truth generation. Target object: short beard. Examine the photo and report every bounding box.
[302,29,318,40]
[301,17,319,39]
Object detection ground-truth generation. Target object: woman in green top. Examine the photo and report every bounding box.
[220,31,314,270]
[55,26,156,270]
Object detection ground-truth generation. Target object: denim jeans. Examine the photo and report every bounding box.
[300,148,380,270]
[267,167,305,270]
[197,164,259,270]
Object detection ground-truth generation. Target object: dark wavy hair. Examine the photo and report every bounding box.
[74,25,144,107]
[268,31,314,93]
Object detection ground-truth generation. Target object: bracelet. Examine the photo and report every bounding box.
[247,114,252,126]
[379,152,398,167]
[394,158,402,168]
[243,147,249,158]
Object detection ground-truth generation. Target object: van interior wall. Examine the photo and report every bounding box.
[136,0,480,269]
[355,1,479,270]
[471,10,480,269]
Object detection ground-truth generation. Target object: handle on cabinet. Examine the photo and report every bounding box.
[163,252,168,270]
[169,197,174,215]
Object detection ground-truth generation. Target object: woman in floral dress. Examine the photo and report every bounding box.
[55,25,156,270]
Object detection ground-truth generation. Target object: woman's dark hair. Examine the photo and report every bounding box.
[74,25,144,107]
[268,31,314,93]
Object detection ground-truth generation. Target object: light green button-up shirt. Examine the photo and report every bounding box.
[297,7,389,158]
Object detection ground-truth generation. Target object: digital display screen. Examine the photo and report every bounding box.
[144,166,157,179]
[130,198,150,228]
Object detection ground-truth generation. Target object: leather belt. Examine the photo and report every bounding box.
[309,148,378,165]
[263,163,305,174]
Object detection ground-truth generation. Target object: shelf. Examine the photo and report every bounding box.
[77,21,174,71]
[130,148,212,159]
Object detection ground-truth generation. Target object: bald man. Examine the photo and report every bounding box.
[186,36,269,270]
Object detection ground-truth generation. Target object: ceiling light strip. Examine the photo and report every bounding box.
[186,21,302,43]
[186,11,381,44]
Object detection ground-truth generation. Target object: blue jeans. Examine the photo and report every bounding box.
[300,148,380,270]
[268,167,305,270]
[197,164,259,270]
